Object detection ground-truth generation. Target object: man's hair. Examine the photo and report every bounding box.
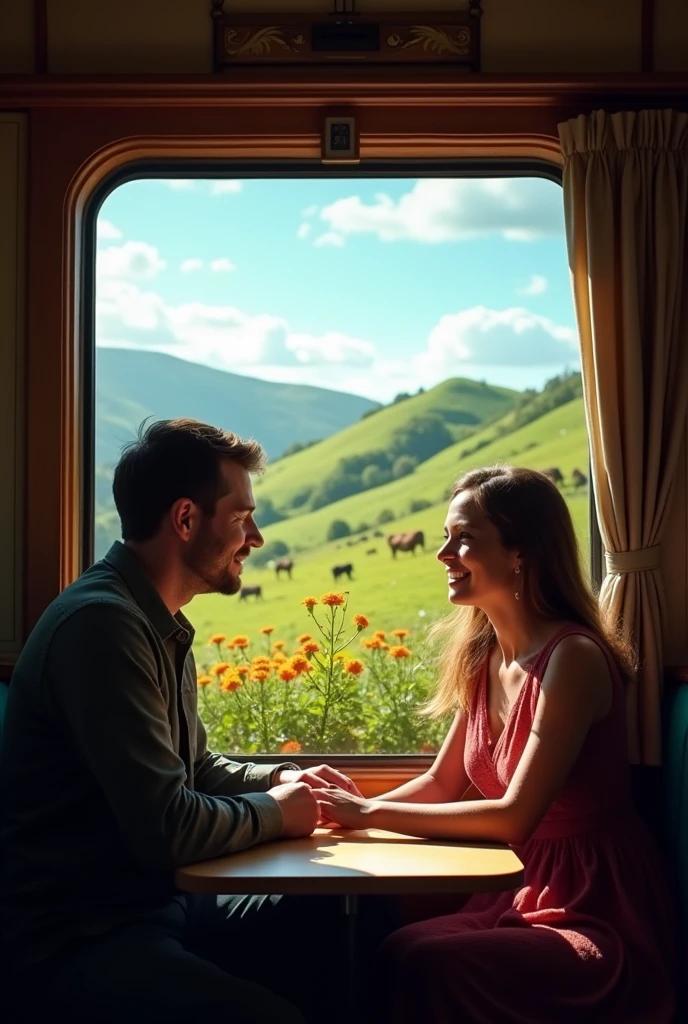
[112,418,266,542]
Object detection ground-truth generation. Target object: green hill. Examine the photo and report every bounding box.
[255,396,588,553]
[254,377,517,515]
[96,347,379,467]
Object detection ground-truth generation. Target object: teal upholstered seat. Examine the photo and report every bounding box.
[664,682,688,1020]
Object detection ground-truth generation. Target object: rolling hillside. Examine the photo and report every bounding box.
[254,377,517,514]
[254,396,588,553]
[96,347,379,466]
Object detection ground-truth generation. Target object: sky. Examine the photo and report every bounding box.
[96,175,580,404]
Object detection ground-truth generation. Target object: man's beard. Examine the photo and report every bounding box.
[183,530,245,596]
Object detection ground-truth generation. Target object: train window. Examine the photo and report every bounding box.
[92,170,590,756]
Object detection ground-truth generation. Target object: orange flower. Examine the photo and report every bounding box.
[289,655,311,676]
[321,592,346,607]
[197,674,212,687]
[280,740,302,755]
[250,668,270,683]
[235,665,250,678]
[420,744,438,754]
[209,633,226,645]
[209,662,231,676]
[373,630,387,641]
[301,641,320,655]
[302,596,319,610]
[343,659,364,676]
[260,625,275,635]
[272,654,287,667]
[252,655,271,665]
[279,666,297,682]
[297,633,312,643]
[230,635,250,649]
[333,652,345,662]
[389,645,411,659]
[220,676,242,693]
[391,628,410,639]
[362,638,382,650]
[353,614,369,629]
[273,640,285,650]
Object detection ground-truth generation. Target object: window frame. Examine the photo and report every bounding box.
[85,159,601,770]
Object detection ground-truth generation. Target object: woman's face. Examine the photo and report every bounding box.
[437,490,520,608]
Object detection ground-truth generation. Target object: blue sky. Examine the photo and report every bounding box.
[96,175,579,403]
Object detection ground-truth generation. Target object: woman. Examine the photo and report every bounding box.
[316,465,676,1023]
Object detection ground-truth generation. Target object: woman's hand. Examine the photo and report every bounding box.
[314,786,373,829]
[277,764,363,796]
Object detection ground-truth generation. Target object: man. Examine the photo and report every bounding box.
[0,418,359,1023]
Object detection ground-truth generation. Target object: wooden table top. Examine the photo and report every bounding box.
[175,827,525,896]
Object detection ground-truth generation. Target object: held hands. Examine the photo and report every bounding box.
[268,782,320,839]
[314,787,373,830]
[277,764,363,797]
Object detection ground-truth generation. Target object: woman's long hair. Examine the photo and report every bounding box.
[424,465,636,717]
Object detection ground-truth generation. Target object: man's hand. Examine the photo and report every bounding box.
[268,781,320,838]
[277,764,363,796]
[314,787,373,830]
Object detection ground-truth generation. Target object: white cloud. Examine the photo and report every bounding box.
[97,219,122,241]
[180,258,204,273]
[285,331,375,367]
[297,223,312,240]
[165,180,195,191]
[311,178,563,245]
[313,232,345,248]
[301,204,318,218]
[210,258,236,273]
[210,181,242,196]
[517,274,548,295]
[413,307,578,381]
[98,241,166,279]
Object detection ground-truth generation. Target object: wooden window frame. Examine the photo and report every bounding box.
[1,71,686,783]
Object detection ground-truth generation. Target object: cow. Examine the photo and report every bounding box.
[542,467,564,487]
[572,467,588,489]
[387,530,425,559]
[239,585,262,601]
[274,557,294,579]
[332,563,353,581]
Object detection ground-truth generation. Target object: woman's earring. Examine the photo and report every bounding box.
[514,565,521,601]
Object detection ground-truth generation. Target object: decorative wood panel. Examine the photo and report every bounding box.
[0,114,26,665]
[211,5,482,72]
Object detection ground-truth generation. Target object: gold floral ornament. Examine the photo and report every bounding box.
[387,25,470,57]
[224,27,303,58]
[280,740,302,755]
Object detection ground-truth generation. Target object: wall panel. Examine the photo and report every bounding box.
[655,0,688,71]
[0,114,25,665]
[0,0,34,73]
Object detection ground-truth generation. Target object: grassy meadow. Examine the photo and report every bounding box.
[190,394,589,666]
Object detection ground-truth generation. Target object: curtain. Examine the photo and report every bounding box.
[559,109,688,765]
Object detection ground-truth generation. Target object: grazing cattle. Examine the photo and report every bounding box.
[239,585,262,601]
[387,530,425,559]
[373,530,384,538]
[366,548,377,556]
[572,467,588,489]
[274,557,293,579]
[332,563,353,581]
[543,467,564,487]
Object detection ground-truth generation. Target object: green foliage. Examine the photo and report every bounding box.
[309,470,360,511]
[326,519,351,542]
[392,455,418,480]
[255,496,283,528]
[377,508,396,525]
[250,539,289,567]
[389,414,454,464]
[196,605,447,755]
[361,464,391,489]
[408,498,432,514]
[277,438,323,460]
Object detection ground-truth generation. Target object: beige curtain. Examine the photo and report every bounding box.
[559,109,688,764]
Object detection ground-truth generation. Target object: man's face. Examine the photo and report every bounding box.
[183,459,264,596]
